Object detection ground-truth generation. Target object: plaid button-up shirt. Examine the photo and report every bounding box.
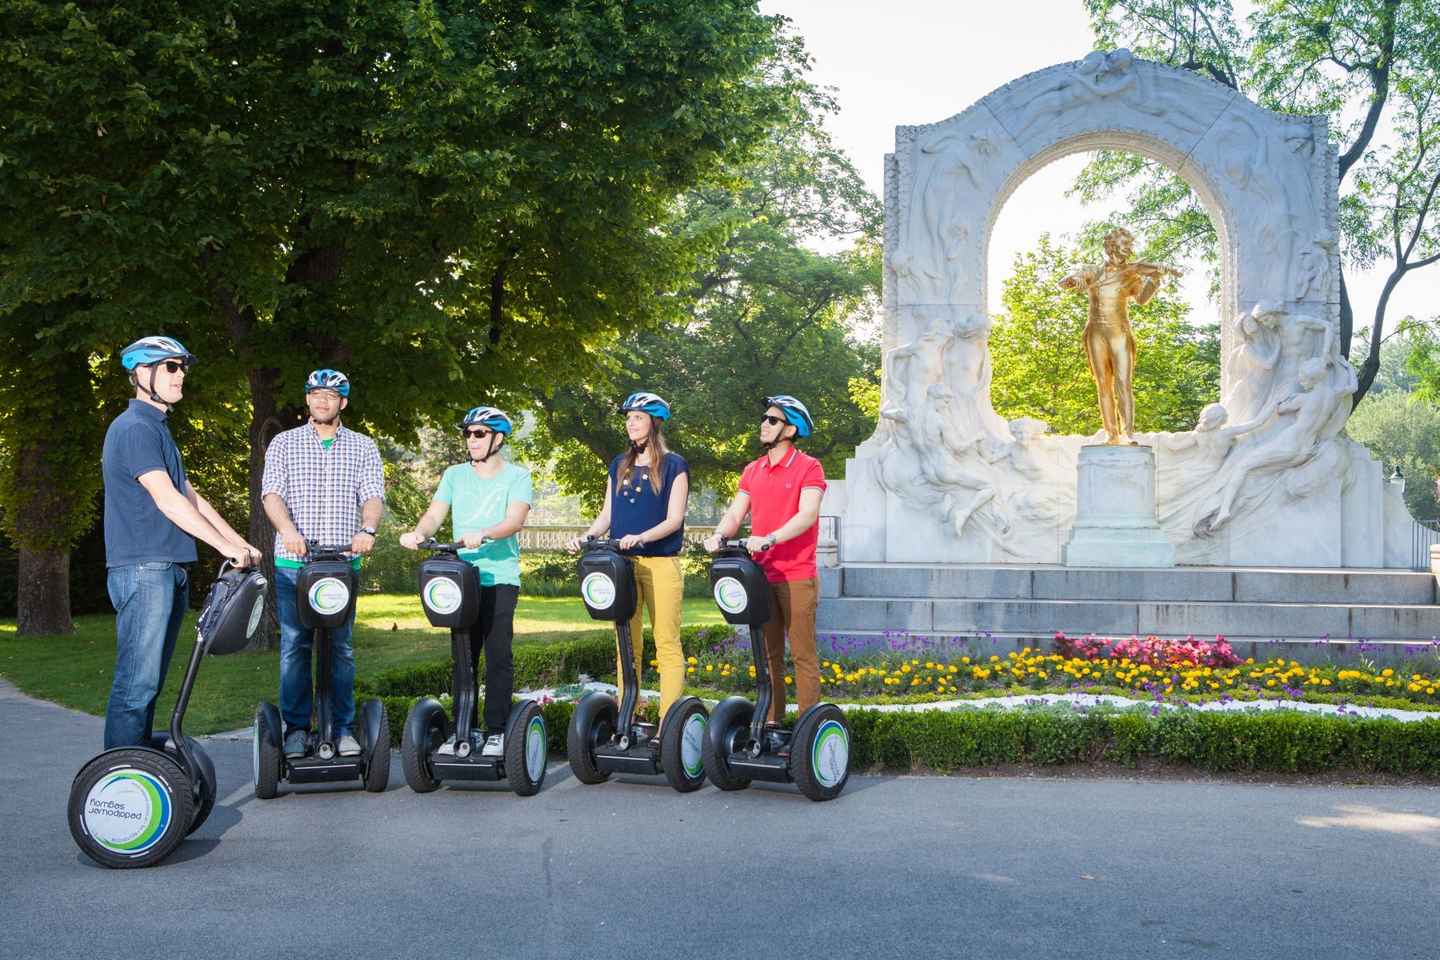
[261,423,385,562]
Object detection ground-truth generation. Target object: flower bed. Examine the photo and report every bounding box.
[676,634,1440,710]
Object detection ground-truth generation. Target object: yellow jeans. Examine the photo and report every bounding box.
[615,556,686,720]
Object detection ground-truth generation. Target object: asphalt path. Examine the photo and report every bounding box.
[3,679,1438,960]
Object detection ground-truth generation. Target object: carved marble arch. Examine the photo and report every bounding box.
[880,51,1339,414]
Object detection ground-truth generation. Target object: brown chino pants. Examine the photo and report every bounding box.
[760,577,819,723]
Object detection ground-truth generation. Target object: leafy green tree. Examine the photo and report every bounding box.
[515,91,882,511]
[989,234,1220,435]
[1345,390,1440,522]
[1,0,799,631]
[1080,0,1440,405]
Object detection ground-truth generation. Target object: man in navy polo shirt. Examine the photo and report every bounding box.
[101,336,261,748]
[705,394,827,723]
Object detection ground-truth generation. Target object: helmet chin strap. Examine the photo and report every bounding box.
[630,437,649,455]
[138,366,172,413]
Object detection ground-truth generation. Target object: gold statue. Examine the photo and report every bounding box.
[1059,227,1181,444]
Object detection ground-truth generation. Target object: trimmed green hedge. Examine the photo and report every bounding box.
[359,624,736,699]
[377,699,1440,779]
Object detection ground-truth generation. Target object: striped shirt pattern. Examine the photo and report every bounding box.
[261,424,385,562]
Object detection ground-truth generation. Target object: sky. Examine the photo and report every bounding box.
[758,0,1438,332]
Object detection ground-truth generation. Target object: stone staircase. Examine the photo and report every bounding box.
[816,564,1440,661]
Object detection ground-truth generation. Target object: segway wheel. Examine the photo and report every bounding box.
[69,748,194,869]
[566,692,617,785]
[401,698,447,793]
[660,697,708,793]
[702,696,754,792]
[253,703,282,800]
[505,700,548,796]
[789,703,851,802]
[360,698,391,793]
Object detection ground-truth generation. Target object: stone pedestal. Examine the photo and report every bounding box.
[1062,445,1175,568]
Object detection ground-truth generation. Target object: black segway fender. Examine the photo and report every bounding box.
[359,698,391,793]
[253,702,283,800]
[566,691,617,785]
[504,699,548,796]
[401,698,447,793]
[148,734,215,833]
[702,696,754,791]
[68,747,195,869]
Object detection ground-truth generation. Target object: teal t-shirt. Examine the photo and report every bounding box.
[436,461,532,586]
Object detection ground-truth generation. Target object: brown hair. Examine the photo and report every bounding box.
[619,419,670,497]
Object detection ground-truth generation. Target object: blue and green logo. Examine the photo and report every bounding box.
[681,712,707,778]
[83,768,172,855]
[812,720,849,790]
[525,715,547,780]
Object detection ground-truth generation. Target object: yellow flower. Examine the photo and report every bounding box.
[687,656,697,665]
[705,664,714,673]
[687,667,696,675]
[784,675,793,685]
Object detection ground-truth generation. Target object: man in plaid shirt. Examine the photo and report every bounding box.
[262,369,385,759]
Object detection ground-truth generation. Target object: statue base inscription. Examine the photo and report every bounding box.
[1062,445,1176,568]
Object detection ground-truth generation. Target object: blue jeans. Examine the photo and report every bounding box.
[274,565,356,736]
[104,562,189,749]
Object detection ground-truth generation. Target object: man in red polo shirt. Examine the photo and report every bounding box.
[705,394,826,722]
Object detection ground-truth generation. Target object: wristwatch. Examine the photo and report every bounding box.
[763,534,777,550]
[359,526,377,536]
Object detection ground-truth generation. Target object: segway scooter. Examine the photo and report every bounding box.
[399,540,547,795]
[69,561,267,868]
[253,543,390,798]
[566,537,708,792]
[702,541,850,801]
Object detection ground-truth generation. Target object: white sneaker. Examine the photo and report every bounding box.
[481,733,504,758]
[436,736,457,757]
[337,734,361,757]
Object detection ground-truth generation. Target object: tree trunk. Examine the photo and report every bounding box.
[246,366,286,651]
[16,546,72,635]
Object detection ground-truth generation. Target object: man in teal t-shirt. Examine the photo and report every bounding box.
[401,406,531,758]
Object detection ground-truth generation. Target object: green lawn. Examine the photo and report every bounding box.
[0,593,722,735]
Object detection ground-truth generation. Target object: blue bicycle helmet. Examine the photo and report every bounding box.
[618,391,671,421]
[763,394,814,439]
[459,405,514,436]
[120,336,195,371]
[305,369,351,397]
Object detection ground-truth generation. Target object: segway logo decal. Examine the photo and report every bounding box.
[244,593,265,639]
[581,573,616,611]
[713,577,748,616]
[83,769,171,855]
[812,720,849,789]
[681,713,706,778]
[422,576,464,616]
[525,716,547,781]
[308,577,350,615]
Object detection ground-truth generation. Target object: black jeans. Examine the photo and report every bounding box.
[472,583,519,732]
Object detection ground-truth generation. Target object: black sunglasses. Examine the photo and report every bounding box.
[158,360,188,374]
[760,414,785,427]
[464,428,494,439]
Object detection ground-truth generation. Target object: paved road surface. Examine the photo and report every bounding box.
[3,680,1437,959]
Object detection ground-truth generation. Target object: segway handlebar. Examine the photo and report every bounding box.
[304,540,355,562]
[418,537,493,553]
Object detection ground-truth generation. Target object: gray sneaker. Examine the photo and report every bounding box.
[481,733,504,758]
[435,735,457,757]
[337,733,362,757]
[283,728,308,758]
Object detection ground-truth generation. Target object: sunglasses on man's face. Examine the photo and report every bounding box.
[158,360,188,374]
[760,414,786,427]
[464,428,494,440]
